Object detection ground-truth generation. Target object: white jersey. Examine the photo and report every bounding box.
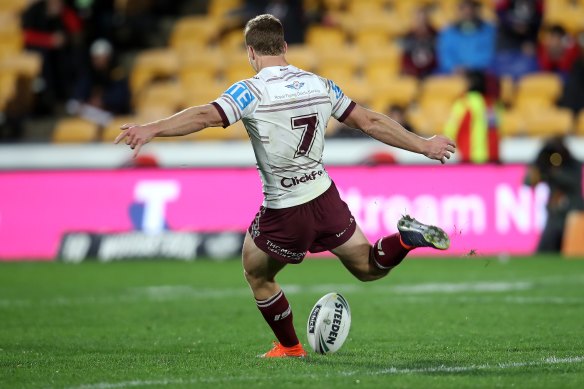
[212,65,355,209]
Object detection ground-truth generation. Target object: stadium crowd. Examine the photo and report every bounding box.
[0,0,583,150]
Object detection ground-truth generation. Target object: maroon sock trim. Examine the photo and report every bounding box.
[256,290,299,347]
[371,233,411,270]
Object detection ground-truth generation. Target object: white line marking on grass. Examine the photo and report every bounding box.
[374,355,584,375]
[391,281,532,294]
[64,356,584,389]
[2,277,583,308]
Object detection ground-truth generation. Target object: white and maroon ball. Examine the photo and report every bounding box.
[306,292,351,354]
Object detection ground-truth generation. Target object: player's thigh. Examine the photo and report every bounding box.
[330,225,376,279]
[242,231,287,284]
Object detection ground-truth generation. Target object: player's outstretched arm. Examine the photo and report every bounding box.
[343,104,456,164]
[114,104,224,158]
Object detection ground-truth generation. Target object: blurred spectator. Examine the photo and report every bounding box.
[491,0,541,80]
[537,25,580,77]
[524,137,584,253]
[229,1,306,44]
[401,8,437,78]
[495,0,543,53]
[22,0,84,107]
[437,0,495,74]
[67,39,131,126]
[443,71,499,163]
[560,33,584,114]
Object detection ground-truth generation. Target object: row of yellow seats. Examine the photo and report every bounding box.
[52,117,249,144]
[409,104,584,139]
[131,43,406,95]
[499,108,584,138]
[134,71,562,125]
[134,71,460,118]
[53,107,584,144]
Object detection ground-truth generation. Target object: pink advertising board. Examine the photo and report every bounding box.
[0,165,568,260]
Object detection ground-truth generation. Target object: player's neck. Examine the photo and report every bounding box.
[255,55,289,72]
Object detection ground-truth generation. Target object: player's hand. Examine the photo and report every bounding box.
[423,135,456,164]
[114,123,156,158]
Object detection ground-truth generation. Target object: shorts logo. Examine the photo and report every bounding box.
[280,170,324,188]
[225,82,255,110]
[335,217,355,238]
[285,81,305,90]
[266,239,305,261]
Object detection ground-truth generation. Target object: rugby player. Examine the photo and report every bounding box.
[115,14,456,358]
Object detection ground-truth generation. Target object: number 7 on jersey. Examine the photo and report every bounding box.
[291,114,319,158]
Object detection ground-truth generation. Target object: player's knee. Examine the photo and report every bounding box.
[243,268,267,289]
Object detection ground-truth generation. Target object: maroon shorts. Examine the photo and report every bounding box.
[248,182,356,264]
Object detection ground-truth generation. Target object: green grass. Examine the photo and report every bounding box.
[1,257,584,389]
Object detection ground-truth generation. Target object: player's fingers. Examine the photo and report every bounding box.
[444,151,451,159]
[440,157,446,164]
[114,130,128,144]
[133,142,143,159]
[446,145,456,153]
[120,123,137,130]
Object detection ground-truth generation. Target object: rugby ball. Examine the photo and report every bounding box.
[306,292,351,354]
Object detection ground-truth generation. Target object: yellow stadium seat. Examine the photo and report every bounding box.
[0,31,22,60]
[419,75,467,105]
[0,72,16,110]
[353,29,390,51]
[563,211,584,257]
[131,49,179,95]
[371,76,419,110]
[342,79,372,106]
[224,65,255,85]
[318,45,362,68]
[182,82,226,107]
[317,64,356,84]
[544,1,584,35]
[220,29,245,51]
[345,11,409,39]
[179,67,217,90]
[347,0,386,16]
[499,109,525,137]
[285,45,316,72]
[170,16,221,50]
[178,48,223,79]
[364,60,402,84]
[516,73,563,106]
[577,110,584,136]
[362,44,402,76]
[320,0,346,11]
[514,95,554,116]
[0,0,28,13]
[523,108,573,137]
[0,51,42,78]
[306,26,346,50]
[499,75,515,105]
[52,119,98,143]
[208,0,242,17]
[102,116,137,142]
[135,81,183,114]
[407,104,451,137]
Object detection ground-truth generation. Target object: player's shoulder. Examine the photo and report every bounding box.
[225,76,263,103]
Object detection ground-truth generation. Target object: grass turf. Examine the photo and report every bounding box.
[1,257,583,388]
